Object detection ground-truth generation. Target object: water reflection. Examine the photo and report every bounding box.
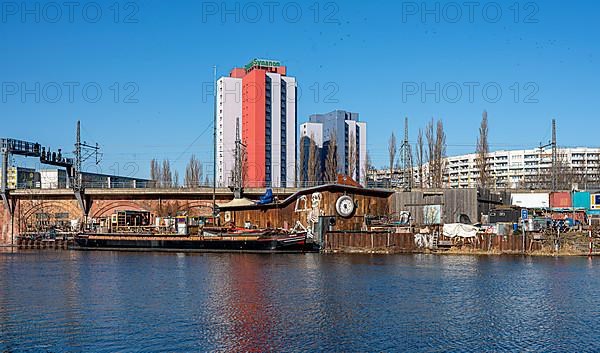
[1,252,599,352]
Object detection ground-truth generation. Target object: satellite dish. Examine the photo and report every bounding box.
[336,195,355,218]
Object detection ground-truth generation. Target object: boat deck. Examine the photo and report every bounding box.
[80,234,263,242]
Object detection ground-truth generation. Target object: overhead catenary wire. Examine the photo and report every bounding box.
[173,120,214,163]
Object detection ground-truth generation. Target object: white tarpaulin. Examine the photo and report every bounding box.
[217,198,256,208]
[443,223,479,238]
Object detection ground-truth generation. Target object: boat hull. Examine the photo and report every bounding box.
[74,233,319,253]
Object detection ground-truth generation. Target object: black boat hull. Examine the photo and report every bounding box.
[74,234,319,253]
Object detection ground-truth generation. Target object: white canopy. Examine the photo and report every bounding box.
[217,198,256,208]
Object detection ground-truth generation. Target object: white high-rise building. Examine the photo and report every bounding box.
[216,59,297,188]
[216,76,242,188]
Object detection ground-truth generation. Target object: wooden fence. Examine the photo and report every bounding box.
[323,231,416,253]
[322,232,545,254]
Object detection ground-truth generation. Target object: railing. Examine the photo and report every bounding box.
[14,179,600,191]
[14,181,154,189]
[11,179,375,191]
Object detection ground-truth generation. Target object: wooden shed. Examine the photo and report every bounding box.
[389,188,508,225]
[218,184,393,231]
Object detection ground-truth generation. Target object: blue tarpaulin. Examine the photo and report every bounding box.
[256,188,274,205]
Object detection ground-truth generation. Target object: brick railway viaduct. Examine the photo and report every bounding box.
[0,188,298,245]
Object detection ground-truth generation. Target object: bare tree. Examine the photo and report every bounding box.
[299,136,307,187]
[434,120,447,188]
[555,152,577,190]
[406,140,414,189]
[362,149,372,186]
[388,132,397,177]
[150,159,162,188]
[476,110,490,188]
[307,133,320,185]
[425,119,435,187]
[162,159,172,188]
[524,149,576,190]
[185,154,202,188]
[524,149,545,190]
[348,134,358,179]
[324,131,338,183]
[348,133,357,180]
[415,128,425,188]
[173,170,180,188]
[425,118,446,188]
[556,161,572,190]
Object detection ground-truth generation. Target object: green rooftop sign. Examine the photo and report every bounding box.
[245,58,281,70]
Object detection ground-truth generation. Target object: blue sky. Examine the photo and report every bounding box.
[1,0,598,179]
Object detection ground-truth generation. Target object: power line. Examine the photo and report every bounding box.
[173,121,214,163]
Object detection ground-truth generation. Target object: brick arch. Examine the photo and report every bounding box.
[20,201,81,221]
[18,201,81,231]
[184,201,214,217]
[91,200,149,218]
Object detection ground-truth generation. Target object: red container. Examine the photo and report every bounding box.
[550,192,572,208]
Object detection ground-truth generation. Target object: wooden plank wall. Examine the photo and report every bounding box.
[322,233,541,253]
[462,234,542,252]
[390,189,508,225]
[223,190,389,231]
[443,189,478,223]
[323,231,415,253]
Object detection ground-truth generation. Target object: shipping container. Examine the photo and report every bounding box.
[511,193,549,209]
[489,208,520,224]
[550,192,572,208]
[573,191,591,210]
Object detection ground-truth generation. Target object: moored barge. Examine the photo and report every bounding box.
[73,210,318,253]
[75,229,317,253]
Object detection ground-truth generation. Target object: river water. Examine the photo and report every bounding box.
[1,250,599,352]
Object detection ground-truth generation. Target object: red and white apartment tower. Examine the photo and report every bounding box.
[216,59,297,188]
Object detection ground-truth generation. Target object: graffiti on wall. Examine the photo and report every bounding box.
[294,192,324,238]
